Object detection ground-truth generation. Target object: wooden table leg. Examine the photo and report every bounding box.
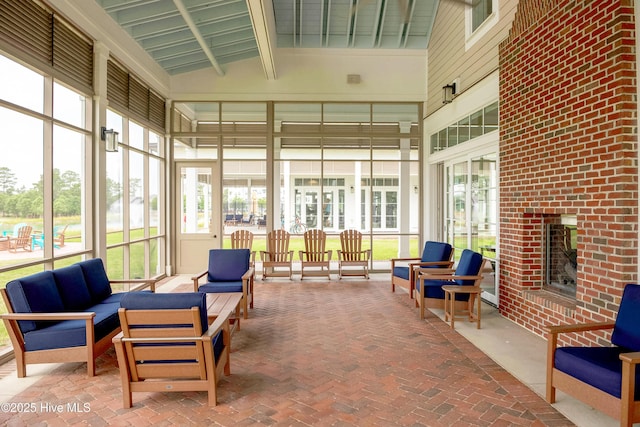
[444,288,454,329]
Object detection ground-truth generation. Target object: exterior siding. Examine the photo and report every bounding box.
[426,0,518,116]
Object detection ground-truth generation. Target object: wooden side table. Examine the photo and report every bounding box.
[442,285,482,329]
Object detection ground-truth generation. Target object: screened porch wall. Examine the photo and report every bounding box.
[172,101,423,269]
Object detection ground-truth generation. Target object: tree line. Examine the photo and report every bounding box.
[0,166,120,218]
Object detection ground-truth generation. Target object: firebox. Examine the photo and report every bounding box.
[545,215,577,298]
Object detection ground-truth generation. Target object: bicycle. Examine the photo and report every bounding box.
[289,216,308,234]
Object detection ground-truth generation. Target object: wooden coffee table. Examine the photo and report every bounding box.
[206,293,243,335]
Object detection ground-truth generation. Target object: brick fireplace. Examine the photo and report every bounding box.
[498,0,638,343]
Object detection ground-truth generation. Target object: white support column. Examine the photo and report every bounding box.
[93,42,109,260]
[272,120,282,230]
[398,121,412,257]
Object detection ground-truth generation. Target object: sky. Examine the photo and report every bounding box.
[0,55,85,189]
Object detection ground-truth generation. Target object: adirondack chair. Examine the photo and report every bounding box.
[260,229,294,280]
[337,229,371,279]
[298,229,332,279]
[230,229,255,267]
[53,224,68,247]
[8,225,33,253]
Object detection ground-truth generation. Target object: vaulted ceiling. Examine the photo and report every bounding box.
[94,0,441,77]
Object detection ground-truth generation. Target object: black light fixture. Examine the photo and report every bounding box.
[442,82,456,104]
[101,127,119,152]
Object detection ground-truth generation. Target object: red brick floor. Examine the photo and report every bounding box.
[0,279,573,426]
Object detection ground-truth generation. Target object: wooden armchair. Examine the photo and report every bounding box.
[414,249,484,320]
[391,241,454,298]
[260,229,294,280]
[546,283,640,426]
[337,229,371,279]
[299,229,332,279]
[192,249,254,319]
[113,292,231,407]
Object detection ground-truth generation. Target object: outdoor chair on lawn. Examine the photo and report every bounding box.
[113,292,231,407]
[8,225,32,253]
[53,224,68,247]
[390,241,454,299]
[192,248,254,319]
[546,283,640,427]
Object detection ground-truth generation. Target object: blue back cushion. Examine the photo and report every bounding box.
[78,258,112,303]
[52,265,92,311]
[6,271,64,332]
[611,284,640,351]
[454,249,484,286]
[207,249,250,282]
[120,292,208,334]
[421,241,453,263]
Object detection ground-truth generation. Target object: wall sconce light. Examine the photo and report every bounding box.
[442,82,456,104]
[350,186,355,193]
[101,127,119,152]
[414,186,418,194]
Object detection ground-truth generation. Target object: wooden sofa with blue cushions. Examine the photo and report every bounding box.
[0,258,157,378]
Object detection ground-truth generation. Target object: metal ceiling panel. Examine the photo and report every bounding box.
[93,0,438,76]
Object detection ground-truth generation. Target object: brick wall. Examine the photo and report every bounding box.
[498,0,637,344]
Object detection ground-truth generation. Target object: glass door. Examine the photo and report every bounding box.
[444,153,498,305]
[175,161,220,273]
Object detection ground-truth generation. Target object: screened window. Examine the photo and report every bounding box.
[0,53,92,350]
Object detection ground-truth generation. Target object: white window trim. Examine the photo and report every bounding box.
[465,0,499,51]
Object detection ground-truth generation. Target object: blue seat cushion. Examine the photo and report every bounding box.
[454,249,484,286]
[611,284,640,351]
[5,272,65,333]
[392,266,410,280]
[212,330,224,362]
[120,292,224,363]
[120,292,208,335]
[421,241,453,263]
[555,346,640,400]
[78,258,112,303]
[52,265,92,311]
[22,304,120,351]
[207,249,249,282]
[199,282,243,293]
[99,290,152,304]
[417,280,471,301]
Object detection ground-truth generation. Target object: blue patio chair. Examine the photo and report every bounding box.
[546,283,640,426]
[390,241,454,299]
[192,249,254,319]
[414,249,484,319]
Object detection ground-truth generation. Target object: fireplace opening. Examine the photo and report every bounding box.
[545,215,577,298]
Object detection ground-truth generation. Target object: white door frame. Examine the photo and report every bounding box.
[174,160,220,274]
